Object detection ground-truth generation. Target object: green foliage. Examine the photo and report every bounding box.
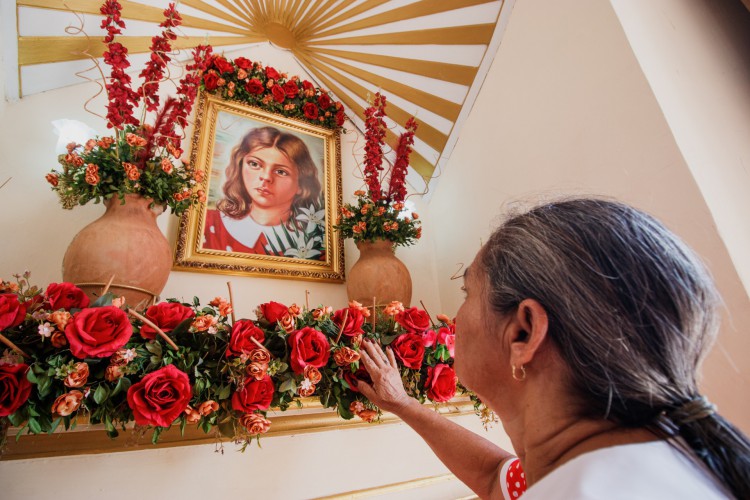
[334,192,422,247]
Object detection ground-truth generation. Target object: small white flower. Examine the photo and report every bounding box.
[122,348,137,362]
[38,322,54,338]
[284,234,321,259]
[299,378,314,391]
[296,204,325,233]
[32,310,48,321]
[208,325,218,335]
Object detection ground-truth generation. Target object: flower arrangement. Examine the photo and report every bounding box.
[334,93,421,247]
[200,55,345,131]
[45,1,213,215]
[0,274,484,450]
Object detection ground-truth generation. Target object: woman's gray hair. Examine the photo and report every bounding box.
[481,198,749,498]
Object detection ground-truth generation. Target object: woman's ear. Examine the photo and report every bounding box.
[508,298,549,369]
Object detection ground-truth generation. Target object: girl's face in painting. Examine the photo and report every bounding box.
[241,146,301,216]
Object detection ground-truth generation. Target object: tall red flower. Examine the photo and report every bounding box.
[136,3,182,113]
[362,93,387,201]
[100,0,139,129]
[388,117,418,203]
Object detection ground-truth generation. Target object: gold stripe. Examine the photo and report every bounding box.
[179,0,254,28]
[3,399,474,460]
[297,52,449,154]
[18,0,251,33]
[305,52,463,122]
[210,0,256,27]
[298,54,436,180]
[315,0,498,39]
[295,0,339,35]
[312,0,390,34]
[307,23,496,46]
[314,473,463,499]
[314,47,478,87]
[18,35,263,66]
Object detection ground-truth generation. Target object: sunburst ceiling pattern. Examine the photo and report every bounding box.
[13,0,514,182]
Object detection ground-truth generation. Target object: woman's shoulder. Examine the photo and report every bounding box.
[522,441,729,499]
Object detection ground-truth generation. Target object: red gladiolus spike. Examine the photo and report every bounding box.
[363,92,387,202]
[388,117,418,203]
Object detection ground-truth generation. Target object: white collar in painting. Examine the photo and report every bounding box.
[220,212,282,249]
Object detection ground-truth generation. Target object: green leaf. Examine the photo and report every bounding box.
[180,417,187,437]
[111,377,131,397]
[217,384,231,400]
[91,292,115,308]
[145,342,163,356]
[28,417,42,434]
[93,384,110,405]
[48,417,62,434]
[279,377,296,394]
[151,427,163,444]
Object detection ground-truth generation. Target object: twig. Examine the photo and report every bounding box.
[372,296,377,332]
[250,336,271,356]
[127,308,179,351]
[226,281,236,325]
[305,290,310,310]
[0,333,29,358]
[102,275,115,296]
[420,300,434,324]
[0,177,11,190]
[334,309,349,344]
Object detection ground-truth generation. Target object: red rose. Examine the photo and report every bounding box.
[45,282,90,310]
[283,80,299,98]
[391,333,425,369]
[234,56,253,70]
[288,327,331,374]
[265,66,280,80]
[203,71,219,91]
[395,307,431,333]
[227,320,266,357]
[258,301,288,323]
[332,307,365,338]
[301,80,314,91]
[336,109,345,126]
[271,84,285,103]
[0,294,27,330]
[212,56,234,74]
[65,306,132,358]
[245,78,264,95]
[425,364,457,402]
[318,94,331,109]
[303,102,319,120]
[0,363,32,417]
[437,326,455,358]
[232,374,274,412]
[140,302,195,340]
[422,329,437,347]
[343,366,372,393]
[127,364,193,427]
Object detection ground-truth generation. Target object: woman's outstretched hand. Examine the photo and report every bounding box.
[357,339,415,415]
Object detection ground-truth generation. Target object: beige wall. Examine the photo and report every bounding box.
[1,0,749,497]
[429,0,750,433]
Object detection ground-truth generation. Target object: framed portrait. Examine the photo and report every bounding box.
[174,92,344,282]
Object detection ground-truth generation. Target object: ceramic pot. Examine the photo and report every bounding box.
[62,194,171,307]
[346,239,412,307]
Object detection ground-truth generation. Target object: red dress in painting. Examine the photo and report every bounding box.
[203,209,278,255]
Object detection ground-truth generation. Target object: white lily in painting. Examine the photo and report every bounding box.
[296,205,325,233]
[285,234,322,259]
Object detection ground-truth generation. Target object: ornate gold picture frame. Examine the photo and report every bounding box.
[174,92,344,282]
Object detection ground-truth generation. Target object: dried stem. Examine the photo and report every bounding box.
[420,300,433,324]
[127,308,179,351]
[0,333,29,358]
[226,281,236,325]
[102,275,115,296]
[250,336,271,356]
[334,309,349,344]
[305,290,310,311]
[372,296,377,332]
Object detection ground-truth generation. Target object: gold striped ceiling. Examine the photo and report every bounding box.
[14,0,513,181]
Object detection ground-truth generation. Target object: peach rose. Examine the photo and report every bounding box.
[279,313,296,333]
[64,362,89,388]
[249,348,271,365]
[161,158,174,174]
[193,169,205,183]
[50,331,67,348]
[311,306,333,321]
[191,314,217,332]
[247,362,268,381]
[110,348,137,366]
[51,390,83,416]
[436,314,453,325]
[45,173,59,187]
[105,364,124,382]
[303,365,322,385]
[350,334,364,349]
[333,347,361,366]
[348,300,371,318]
[358,409,378,422]
[49,310,72,331]
[197,400,219,416]
[111,296,126,308]
[184,405,201,423]
[383,301,405,317]
[288,303,302,317]
[240,412,271,435]
[125,133,147,147]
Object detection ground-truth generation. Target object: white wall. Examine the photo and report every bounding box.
[428,0,750,432]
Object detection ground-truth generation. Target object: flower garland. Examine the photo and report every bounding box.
[46,1,212,215]
[0,275,486,449]
[200,55,345,131]
[334,93,422,247]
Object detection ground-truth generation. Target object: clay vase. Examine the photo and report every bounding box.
[62,194,172,307]
[347,239,412,307]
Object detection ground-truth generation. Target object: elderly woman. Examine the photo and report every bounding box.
[358,199,750,499]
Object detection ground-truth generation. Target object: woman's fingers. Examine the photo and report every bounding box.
[386,346,398,369]
[361,339,387,368]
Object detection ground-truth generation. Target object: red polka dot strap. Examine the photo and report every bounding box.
[500,457,527,499]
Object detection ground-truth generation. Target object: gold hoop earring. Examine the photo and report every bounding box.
[512,364,526,381]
